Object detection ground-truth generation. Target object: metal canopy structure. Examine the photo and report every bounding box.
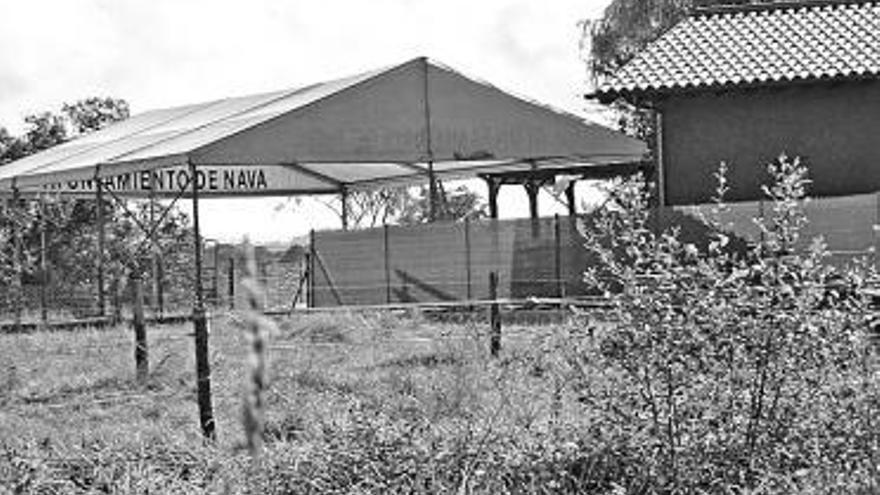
[0,56,646,440]
[0,57,646,197]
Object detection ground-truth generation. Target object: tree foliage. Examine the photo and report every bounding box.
[316,181,487,230]
[63,97,130,135]
[397,182,487,226]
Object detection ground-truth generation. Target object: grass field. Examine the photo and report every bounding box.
[1,310,595,494]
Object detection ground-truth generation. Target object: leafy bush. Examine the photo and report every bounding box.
[570,156,880,492]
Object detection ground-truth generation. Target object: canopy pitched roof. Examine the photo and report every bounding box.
[1,57,647,195]
[594,0,880,103]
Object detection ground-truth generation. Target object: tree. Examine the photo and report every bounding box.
[63,97,130,135]
[310,181,487,230]
[22,112,68,154]
[0,97,196,318]
[0,127,29,165]
[397,182,487,225]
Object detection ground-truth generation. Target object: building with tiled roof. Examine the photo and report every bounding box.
[593,0,880,205]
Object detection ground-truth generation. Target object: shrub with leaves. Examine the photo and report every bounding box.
[573,156,880,492]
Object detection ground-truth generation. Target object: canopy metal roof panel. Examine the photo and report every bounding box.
[1,57,647,195]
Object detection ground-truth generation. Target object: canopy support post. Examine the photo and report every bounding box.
[421,56,438,222]
[340,187,349,231]
[189,160,215,441]
[524,182,540,237]
[11,187,23,331]
[485,177,501,220]
[95,176,106,318]
[149,171,163,317]
[565,180,577,217]
[39,194,48,327]
[428,164,438,222]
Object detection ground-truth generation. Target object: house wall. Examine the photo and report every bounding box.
[661,80,880,205]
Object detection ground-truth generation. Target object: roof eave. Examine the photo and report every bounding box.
[589,72,880,107]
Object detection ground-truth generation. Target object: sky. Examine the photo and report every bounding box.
[0,0,616,243]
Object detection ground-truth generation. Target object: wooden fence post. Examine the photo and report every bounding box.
[227,257,236,310]
[131,273,148,383]
[308,230,315,308]
[304,252,312,308]
[489,271,501,357]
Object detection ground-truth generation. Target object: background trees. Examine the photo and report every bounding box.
[310,181,487,231]
[0,98,192,318]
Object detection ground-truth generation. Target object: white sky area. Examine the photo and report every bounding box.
[0,0,617,243]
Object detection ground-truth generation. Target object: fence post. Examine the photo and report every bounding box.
[307,230,316,308]
[384,224,392,304]
[489,271,501,357]
[131,273,148,383]
[304,252,312,308]
[464,218,472,301]
[227,257,236,310]
[155,260,164,318]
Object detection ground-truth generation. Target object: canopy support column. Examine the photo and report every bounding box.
[485,177,501,219]
[39,195,48,326]
[565,180,577,217]
[421,56,438,222]
[149,172,163,317]
[428,164,438,222]
[11,187,23,331]
[95,176,106,317]
[524,179,540,237]
[340,187,349,231]
[189,160,215,440]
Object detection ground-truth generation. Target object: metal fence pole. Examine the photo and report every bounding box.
[464,218,472,301]
[554,214,563,299]
[384,224,392,304]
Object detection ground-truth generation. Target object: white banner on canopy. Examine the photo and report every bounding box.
[36,164,341,198]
